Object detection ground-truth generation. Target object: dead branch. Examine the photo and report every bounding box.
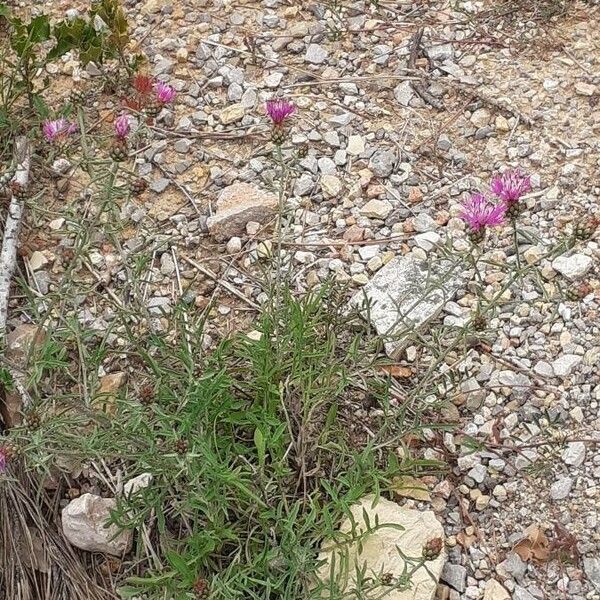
[408,28,445,111]
[0,136,30,335]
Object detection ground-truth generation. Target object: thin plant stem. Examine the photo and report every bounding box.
[467,245,484,313]
[512,218,522,271]
[273,142,288,323]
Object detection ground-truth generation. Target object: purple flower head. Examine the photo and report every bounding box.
[114,114,131,139]
[490,168,531,205]
[265,98,296,126]
[42,118,77,143]
[460,193,506,232]
[155,82,176,104]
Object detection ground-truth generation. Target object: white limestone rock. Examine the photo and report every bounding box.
[552,253,592,280]
[62,493,132,556]
[349,255,462,358]
[207,183,278,241]
[316,495,446,600]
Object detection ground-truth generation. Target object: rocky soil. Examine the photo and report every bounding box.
[7,0,600,598]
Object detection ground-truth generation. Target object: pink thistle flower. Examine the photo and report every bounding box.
[265,98,296,126]
[114,114,131,139]
[491,168,531,205]
[155,82,176,104]
[460,193,506,233]
[42,118,77,143]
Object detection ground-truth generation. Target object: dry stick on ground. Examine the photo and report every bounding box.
[0,138,35,419]
[183,256,261,310]
[152,160,202,215]
[0,136,30,335]
[445,79,535,127]
[408,27,445,111]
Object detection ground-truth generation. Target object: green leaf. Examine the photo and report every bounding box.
[0,4,10,18]
[0,366,14,391]
[27,15,50,43]
[165,551,194,582]
[79,41,103,66]
[116,586,142,599]
[48,18,88,61]
[47,37,74,61]
[254,427,266,466]
[324,402,337,430]
[32,94,49,119]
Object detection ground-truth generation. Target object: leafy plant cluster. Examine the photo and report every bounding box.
[0,0,135,161]
[19,284,430,599]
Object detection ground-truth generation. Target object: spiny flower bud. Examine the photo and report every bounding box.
[471,314,487,331]
[296,142,309,158]
[192,578,209,599]
[130,178,148,196]
[70,88,87,105]
[0,164,17,188]
[574,215,598,241]
[139,384,155,405]
[10,181,28,201]
[109,137,129,162]
[422,537,444,561]
[175,439,189,454]
[23,410,41,431]
[566,281,592,301]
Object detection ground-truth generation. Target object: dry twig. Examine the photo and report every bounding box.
[0,136,30,335]
[408,28,445,111]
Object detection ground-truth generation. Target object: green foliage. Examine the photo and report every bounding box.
[0,366,14,391]
[49,0,129,65]
[21,284,417,600]
[0,0,133,158]
[91,0,129,52]
[0,0,128,66]
[49,17,105,65]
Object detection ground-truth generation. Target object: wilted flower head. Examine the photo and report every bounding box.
[265,98,296,126]
[155,82,176,104]
[133,73,154,95]
[491,168,531,205]
[460,193,506,235]
[422,537,444,561]
[42,118,77,143]
[114,114,131,139]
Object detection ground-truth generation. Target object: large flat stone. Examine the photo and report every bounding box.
[207,183,278,241]
[316,495,446,600]
[349,255,462,358]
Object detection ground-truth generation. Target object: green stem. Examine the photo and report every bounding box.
[274,143,287,300]
[467,245,483,313]
[512,218,522,272]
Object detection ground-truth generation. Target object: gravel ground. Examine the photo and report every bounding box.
[12,0,600,598]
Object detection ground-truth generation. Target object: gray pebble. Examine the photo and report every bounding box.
[369,149,395,178]
[550,476,573,500]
